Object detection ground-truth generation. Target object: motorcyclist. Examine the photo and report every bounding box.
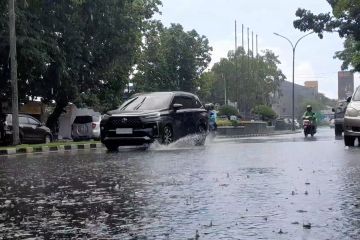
[303,105,317,131]
[208,103,217,131]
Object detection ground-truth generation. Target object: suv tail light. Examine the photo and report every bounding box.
[92,123,96,129]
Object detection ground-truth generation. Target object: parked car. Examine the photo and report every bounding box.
[71,115,93,141]
[0,113,52,144]
[332,99,348,136]
[274,118,292,130]
[344,86,360,146]
[100,91,208,151]
[91,115,102,140]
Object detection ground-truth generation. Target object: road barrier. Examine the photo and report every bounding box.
[217,121,274,137]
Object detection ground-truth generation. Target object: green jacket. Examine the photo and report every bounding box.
[303,111,316,122]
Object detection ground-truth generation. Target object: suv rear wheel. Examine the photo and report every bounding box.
[344,135,355,147]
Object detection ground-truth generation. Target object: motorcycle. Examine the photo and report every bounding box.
[208,121,217,137]
[303,116,316,137]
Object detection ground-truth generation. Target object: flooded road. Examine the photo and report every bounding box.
[1,128,360,239]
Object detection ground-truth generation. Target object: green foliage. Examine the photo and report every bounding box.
[210,48,285,112]
[294,0,360,71]
[195,71,215,102]
[216,119,241,127]
[133,22,212,93]
[252,105,277,121]
[0,0,161,129]
[218,105,239,116]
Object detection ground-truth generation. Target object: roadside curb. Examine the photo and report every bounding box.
[0,143,103,156]
[216,130,302,139]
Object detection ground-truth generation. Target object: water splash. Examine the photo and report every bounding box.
[149,133,209,151]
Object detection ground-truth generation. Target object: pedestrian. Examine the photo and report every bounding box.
[208,103,217,131]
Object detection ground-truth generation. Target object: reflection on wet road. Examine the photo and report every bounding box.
[1,128,360,239]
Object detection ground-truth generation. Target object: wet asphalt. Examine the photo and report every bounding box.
[1,128,360,239]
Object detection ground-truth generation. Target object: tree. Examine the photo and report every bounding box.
[194,71,215,103]
[210,47,285,115]
[218,105,239,117]
[0,0,162,133]
[252,105,277,121]
[294,0,360,71]
[134,23,212,93]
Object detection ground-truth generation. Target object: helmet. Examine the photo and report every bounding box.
[207,103,214,110]
[306,105,312,111]
[209,103,215,110]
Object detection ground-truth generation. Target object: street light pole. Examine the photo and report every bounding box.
[273,32,314,131]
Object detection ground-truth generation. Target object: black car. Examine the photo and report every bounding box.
[0,113,52,144]
[100,92,208,150]
[332,100,348,136]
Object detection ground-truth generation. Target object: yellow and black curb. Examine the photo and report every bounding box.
[0,143,103,156]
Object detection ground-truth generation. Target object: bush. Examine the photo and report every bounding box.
[218,105,239,117]
[252,105,277,121]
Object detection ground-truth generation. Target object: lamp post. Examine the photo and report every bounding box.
[273,31,314,131]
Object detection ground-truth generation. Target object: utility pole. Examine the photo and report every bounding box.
[256,34,258,57]
[245,27,250,119]
[223,74,227,105]
[235,20,238,108]
[241,24,244,49]
[251,31,254,58]
[9,0,20,145]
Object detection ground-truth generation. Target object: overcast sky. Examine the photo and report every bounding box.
[155,0,360,99]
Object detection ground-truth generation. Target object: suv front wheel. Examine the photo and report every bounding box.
[162,125,173,145]
[105,143,119,151]
[335,124,342,136]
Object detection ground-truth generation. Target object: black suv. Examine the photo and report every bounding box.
[0,113,52,145]
[100,92,208,150]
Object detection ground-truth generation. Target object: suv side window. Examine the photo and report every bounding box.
[172,96,192,109]
[19,116,29,124]
[192,97,203,109]
[28,117,40,125]
[353,87,360,101]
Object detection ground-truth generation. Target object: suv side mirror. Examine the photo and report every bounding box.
[173,103,183,111]
[347,96,352,103]
[204,103,211,111]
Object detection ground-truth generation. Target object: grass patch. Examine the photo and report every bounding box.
[216,119,242,127]
[0,140,101,151]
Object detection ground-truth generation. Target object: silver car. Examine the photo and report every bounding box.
[91,115,102,140]
[71,115,93,141]
[343,86,360,146]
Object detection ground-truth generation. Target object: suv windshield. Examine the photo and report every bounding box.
[119,93,172,111]
[353,87,360,101]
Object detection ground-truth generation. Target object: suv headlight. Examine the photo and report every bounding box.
[345,107,360,117]
[102,114,110,121]
[142,112,161,119]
